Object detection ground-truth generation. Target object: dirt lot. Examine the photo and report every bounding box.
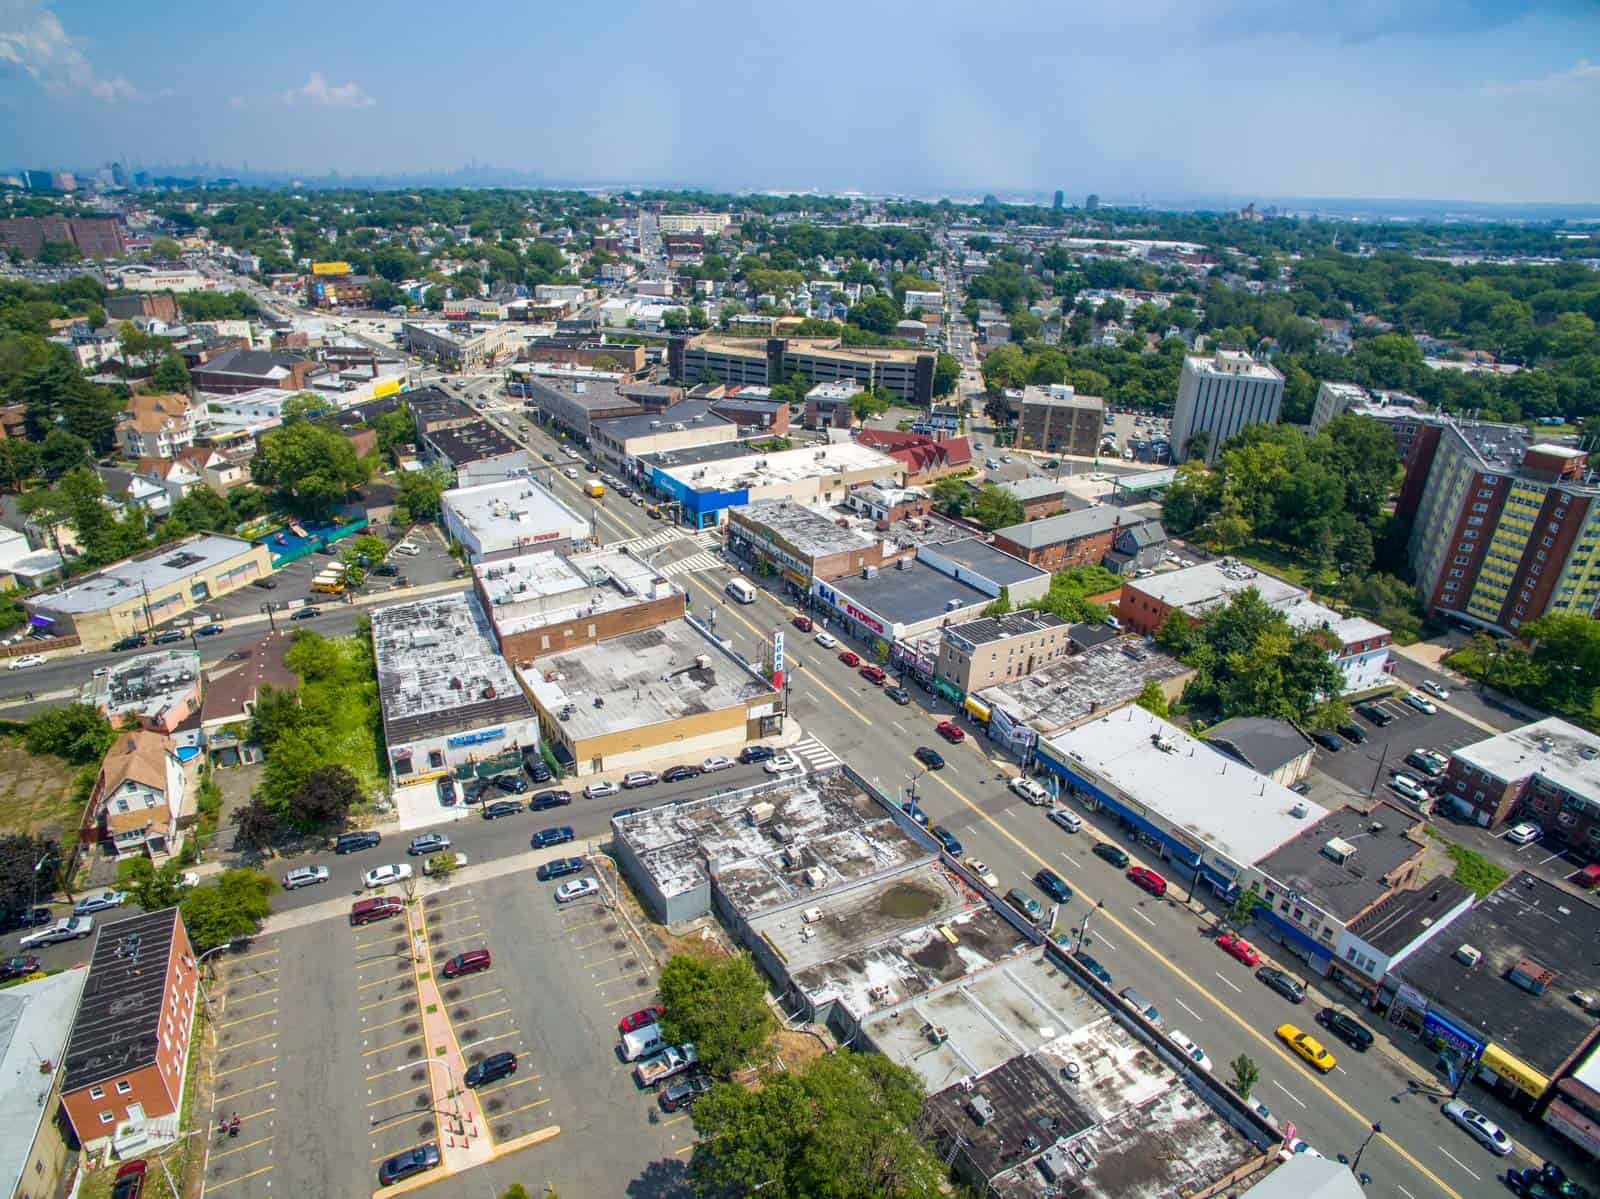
[0,734,86,838]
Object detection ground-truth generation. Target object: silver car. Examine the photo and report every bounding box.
[1441,1099,1514,1156]
[282,865,331,890]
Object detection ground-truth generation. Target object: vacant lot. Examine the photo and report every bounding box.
[0,734,86,838]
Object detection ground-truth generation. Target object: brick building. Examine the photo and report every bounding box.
[1443,718,1600,848]
[991,506,1160,571]
[0,214,125,259]
[1011,385,1105,457]
[727,499,907,596]
[935,611,1070,694]
[190,348,318,395]
[854,429,973,484]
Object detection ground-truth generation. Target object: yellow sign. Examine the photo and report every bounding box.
[1480,1042,1548,1098]
[371,378,401,399]
[311,261,351,276]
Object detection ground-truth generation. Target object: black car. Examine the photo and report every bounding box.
[531,826,575,848]
[464,778,494,804]
[436,777,457,806]
[377,1142,440,1185]
[1337,722,1367,745]
[290,607,321,621]
[194,623,225,637]
[1091,842,1130,868]
[482,799,523,820]
[151,629,186,645]
[1315,1006,1373,1051]
[1356,702,1394,727]
[372,564,398,577]
[662,764,702,783]
[1257,966,1306,1004]
[739,745,775,764]
[524,758,552,784]
[536,857,584,881]
[659,1072,714,1112]
[0,906,51,931]
[112,634,148,651]
[885,686,911,705]
[914,747,945,770]
[529,789,572,810]
[932,825,962,855]
[249,578,277,590]
[465,1052,518,1089]
[494,773,530,794]
[1310,730,1342,752]
[1035,868,1073,903]
[334,830,382,854]
[1075,952,1112,986]
[1507,1165,1592,1199]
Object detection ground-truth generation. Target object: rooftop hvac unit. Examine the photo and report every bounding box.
[1321,837,1358,865]
[801,906,823,924]
[966,1094,994,1125]
[802,867,825,889]
[746,801,775,826]
[1455,944,1482,968]
[897,556,912,570]
[1289,801,1310,819]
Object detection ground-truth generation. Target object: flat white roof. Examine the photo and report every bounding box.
[0,969,88,1198]
[1043,706,1328,867]
[441,477,589,551]
[31,534,261,615]
[477,545,672,640]
[1279,596,1390,646]
[1453,717,1600,798]
[1129,557,1304,616]
[657,442,901,493]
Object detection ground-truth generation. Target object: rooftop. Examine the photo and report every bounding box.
[824,557,992,627]
[1451,717,1600,799]
[656,441,902,493]
[1188,348,1284,382]
[199,632,297,727]
[405,386,478,425]
[732,499,879,559]
[1239,1155,1368,1199]
[1279,596,1390,647]
[0,969,88,1198]
[518,618,772,743]
[691,331,928,365]
[523,375,638,413]
[31,534,261,616]
[1347,876,1476,956]
[1126,557,1305,616]
[370,593,533,745]
[641,439,757,473]
[441,477,589,551]
[1042,707,1328,868]
[1394,871,1600,1076]
[425,420,527,467]
[1019,385,1105,412]
[95,649,200,724]
[63,909,182,1095]
[997,476,1082,505]
[945,611,1066,649]
[992,507,1149,551]
[478,545,673,641]
[594,399,733,443]
[613,771,924,913]
[1203,716,1314,775]
[977,637,1189,735]
[1253,804,1426,923]
[919,538,1047,589]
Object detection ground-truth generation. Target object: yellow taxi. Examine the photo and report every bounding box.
[1276,1024,1337,1073]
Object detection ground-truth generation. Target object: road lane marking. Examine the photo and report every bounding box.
[1131,908,1157,927]
[1437,1149,1479,1181]
[1271,1080,1306,1109]
[1174,998,1204,1022]
[1213,972,1242,994]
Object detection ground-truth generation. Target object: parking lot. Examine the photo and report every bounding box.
[1306,690,1483,805]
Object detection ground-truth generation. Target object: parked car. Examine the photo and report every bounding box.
[442,948,491,979]
[622,771,658,789]
[334,830,382,854]
[936,720,965,743]
[1075,952,1112,986]
[1092,841,1130,868]
[194,623,224,637]
[1356,702,1394,726]
[524,757,552,784]
[619,1006,665,1035]
[1276,1023,1337,1073]
[1118,986,1162,1026]
[112,635,148,650]
[964,857,999,888]
[1421,679,1450,700]
[73,890,128,915]
[1315,1007,1374,1051]
[7,654,45,670]
[407,833,450,856]
[885,686,911,705]
[838,650,861,667]
[111,1160,147,1199]
[1337,722,1367,744]
[1402,691,1437,715]
[436,777,457,806]
[792,615,813,632]
[531,826,575,848]
[1215,932,1261,966]
[536,857,584,882]
[555,877,600,904]
[1048,808,1082,833]
[858,663,887,684]
[377,1142,440,1186]
[494,773,530,794]
[1009,776,1050,806]
[1507,821,1543,846]
[1034,868,1073,903]
[1257,966,1306,1004]
[1310,730,1342,752]
[931,825,963,855]
[814,631,838,648]
[739,745,776,764]
[363,864,413,889]
[659,1072,714,1112]
[763,754,799,774]
[0,954,41,981]
[372,563,398,577]
[583,780,620,799]
[914,747,945,770]
[21,916,92,948]
[282,865,330,890]
[529,789,573,811]
[702,756,735,772]
[1126,866,1167,897]
[1441,1098,1514,1155]
[1389,773,1430,805]
[1005,887,1045,923]
[1505,1165,1591,1199]
[290,607,321,621]
[1405,748,1449,777]
[1168,1029,1212,1072]
[464,1052,517,1089]
[662,764,702,783]
[482,799,523,820]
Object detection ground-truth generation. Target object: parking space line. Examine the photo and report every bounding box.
[208,1135,274,1162]
[363,1013,421,1035]
[425,897,476,913]
[214,1055,277,1079]
[211,1079,275,1110]
[443,986,503,1004]
[459,1006,512,1023]
[218,1008,277,1030]
[427,914,482,932]
[359,994,416,1013]
[675,1143,695,1156]
[220,986,278,1005]
[482,1073,541,1095]
[490,1096,551,1121]
[223,947,279,966]
[371,1137,436,1164]
[205,1164,274,1192]
[460,1028,521,1051]
[604,989,657,1008]
[362,1034,423,1057]
[581,950,638,967]
[219,965,279,983]
[217,1030,277,1053]
[368,1083,428,1108]
[353,931,406,950]
[356,975,409,991]
[661,1114,691,1128]
[569,938,611,952]
[557,916,607,931]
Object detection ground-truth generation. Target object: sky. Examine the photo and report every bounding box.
[0,0,1597,204]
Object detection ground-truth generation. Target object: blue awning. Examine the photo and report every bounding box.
[27,615,52,628]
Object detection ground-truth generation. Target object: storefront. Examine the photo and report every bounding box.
[1478,1043,1549,1109]
[962,696,991,724]
[986,705,1037,758]
[811,580,895,647]
[1256,909,1335,975]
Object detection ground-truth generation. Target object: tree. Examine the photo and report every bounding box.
[230,798,278,850]
[1227,888,1267,928]
[148,237,184,260]
[122,857,187,911]
[656,952,775,1078]
[1229,1053,1260,1101]
[1134,680,1170,718]
[253,421,370,517]
[395,465,451,525]
[929,477,971,518]
[425,851,459,881]
[0,835,60,916]
[984,585,1012,617]
[848,294,900,335]
[971,484,1024,531]
[37,429,92,479]
[150,352,191,394]
[24,703,115,763]
[932,352,960,397]
[661,308,689,331]
[289,765,361,830]
[179,868,277,951]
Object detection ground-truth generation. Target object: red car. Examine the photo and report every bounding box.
[112,1160,147,1199]
[838,650,861,667]
[618,1005,665,1035]
[1126,865,1168,897]
[859,664,886,684]
[792,615,814,632]
[936,720,966,743]
[1216,932,1261,966]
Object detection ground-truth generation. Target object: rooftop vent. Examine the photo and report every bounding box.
[1289,801,1311,819]
[1321,837,1358,866]
[1455,944,1482,968]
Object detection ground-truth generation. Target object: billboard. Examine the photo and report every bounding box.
[311,261,352,276]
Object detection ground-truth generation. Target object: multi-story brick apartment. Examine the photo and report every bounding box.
[670,334,936,404]
[1442,718,1600,850]
[935,611,1070,694]
[1403,416,1600,633]
[60,909,199,1150]
[1010,385,1105,457]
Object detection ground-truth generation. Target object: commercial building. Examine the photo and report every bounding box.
[671,334,937,404]
[804,380,861,429]
[117,393,197,459]
[401,321,515,370]
[995,476,1078,520]
[1335,876,1475,1005]
[88,648,202,734]
[520,376,642,441]
[0,969,90,1199]
[440,477,590,563]
[422,420,535,486]
[901,288,944,313]
[1170,348,1284,463]
[519,616,778,776]
[1202,717,1314,786]
[648,441,903,528]
[25,534,273,650]
[935,611,1070,695]
[1442,717,1600,843]
[85,730,189,860]
[707,387,789,434]
[590,400,739,468]
[61,909,199,1152]
[854,429,973,484]
[656,212,732,235]
[0,214,125,258]
[991,505,1161,571]
[1403,416,1600,633]
[303,270,376,309]
[726,500,905,597]
[371,594,540,788]
[190,348,318,396]
[1013,385,1105,457]
[521,337,645,375]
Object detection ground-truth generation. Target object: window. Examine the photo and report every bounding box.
[1467,516,1484,527]
[115,1081,131,1096]
[1472,503,1488,513]
[99,1111,114,1125]
[88,1086,104,1100]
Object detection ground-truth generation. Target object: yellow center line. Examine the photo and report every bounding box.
[204,1164,274,1192]
[209,1134,273,1162]
[213,1055,277,1079]
[922,770,1464,1199]
[368,1083,429,1108]
[362,1034,424,1058]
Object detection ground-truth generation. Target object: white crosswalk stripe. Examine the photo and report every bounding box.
[611,529,681,552]
[660,551,722,577]
[789,735,842,774]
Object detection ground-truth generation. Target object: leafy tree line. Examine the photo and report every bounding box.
[1446,616,1600,728]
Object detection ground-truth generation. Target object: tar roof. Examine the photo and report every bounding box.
[944,611,1066,649]
[1253,804,1425,922]
[1127,557,1304,615]
[998,476,1077,503]
[641,439,757,472]
[826,557,991,627]
[991,506,1145,551]
[1394,871,1600,1075]
[1203,717,1313,775]
[63,909,182,1094]
[425,420,525,465]
[923,1053,1098,1180]
[732,499,877,558]
[1451,717,1600,799]
[31,534,260,616]
[919,538,1045,588]
[0,969,88,1196]
[519,619,771,742]
[1347,876,1475,956]
[594,399,732,442]
[370,593,533,744]
[977,638,1188,735]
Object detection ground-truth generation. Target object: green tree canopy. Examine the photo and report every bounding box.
[971,484,1024,531]
[24,703,114,763]
[180,868,277,952]
[252,421,370,517]
[656,952,776,1078]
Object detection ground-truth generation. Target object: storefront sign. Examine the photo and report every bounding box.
[1479,1042,1549,1099]
[1423,1011,1485,1059]
[842,601,884,634]
[772,631,784,689]
[447,727,506,749]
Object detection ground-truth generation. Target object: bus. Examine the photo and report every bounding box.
[311,564,348,595]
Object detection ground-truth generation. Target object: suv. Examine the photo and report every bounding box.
[1356,702,1394,727]
[622,771,658,789]
[1315,1007,1374,1051]
[349,897,403,926]
[493,773,530,794]
[334,830,381,854]
[1034,869,1073,903]
[529,789,572,811]
[1092,842,1130,868]
[739,745,775,765]
[464,1051,517,1088]
[442,948,491,979]
[482,799,523,820]
[282,865,330,890]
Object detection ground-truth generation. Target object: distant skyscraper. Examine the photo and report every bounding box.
[1052,190,1064,210]
[1085,194,1100,211]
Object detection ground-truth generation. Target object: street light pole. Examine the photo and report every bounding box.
[193,941,236,1014]
[1075,900,1104,954]
[1351,1121,1382,1171]
[28,853,51,921]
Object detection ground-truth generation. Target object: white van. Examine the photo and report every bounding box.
[725,578,756,605]
[621,1023,665,1062]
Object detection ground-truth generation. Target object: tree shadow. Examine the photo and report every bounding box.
[625,1157,692,1199]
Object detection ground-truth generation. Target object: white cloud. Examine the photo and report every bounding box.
[1482,58,1600,97]
[0,0,140,101]
[279,72,375,109]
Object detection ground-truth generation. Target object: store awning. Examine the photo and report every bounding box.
[1480,1042,1549,1099]
[963,696,992,722]
[27,615,52,628]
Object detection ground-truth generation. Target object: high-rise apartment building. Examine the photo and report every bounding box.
[1169,349,1284,463]
[1404,417,1600,633]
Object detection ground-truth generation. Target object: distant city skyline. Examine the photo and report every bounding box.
[1,0,1597,205]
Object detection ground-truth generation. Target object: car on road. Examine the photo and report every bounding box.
[1092,841,1130,868]
[1421,679,1450,700]
[1075,952,1112,986]
[662,764,702,783]
[931,825,963,855]
[536,856,584,881]
[21,916,92,949]
[914,746,945,770]
[1005,887,1045,924]
[1337,722,1366,745]
[372,563,398,577]
[290,607,320,621]
[194,623,224,637]
[763,754,799,774]
[529,789,573,811]
[622,771,658,789]
[1276,1023,1336,1073]
[859,663,887,684]
[494,773,530,794]
[1505,1165,1591,1199]
[151,629,187,645]
[7,654,44,670]
[1402,691,1437,715]
[1126,865,1167,897]
[885,685,911,705]
[464,1051,517,1089]
[1034,868,1073,903]
[583,780,620,799]
[964,857,999,888]
[1310,730,1342,752]
[792,615,813,632]
[377,1142,440,1186]
[1441,1098,1514,1155]
[1356,702,1394,726]
[1009,775,1050,806]
[282,865,330,890]
[838,650,860,667]
[1168,1029,1212,1072]
[1215,932,1261,966]
[482,799,522,820]
[1118,986,1162,1027]
[739,745,775,765]
[936,720,966,743]
[1315,1007,1374,1051]
[1507,821,1543,846]
[0,954,40,981]
[1257,966,1306,1004]
[659,1072,714,1112]
[112,635,148,651]
[73,890,128,915]
[814,631,838,648]
[1048,807,1082,833]
[619,1006,665,1035]
[555,877,599,904]
[1389,772,1430,805]
[111,1160,147,1199]
[702,756,735,773]
[407,833,450,856]
[363,864,413,889]
[531,826,575,848]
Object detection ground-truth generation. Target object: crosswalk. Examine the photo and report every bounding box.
[660,551,722,578]
[613,529,683,552]
[790,734,843,774]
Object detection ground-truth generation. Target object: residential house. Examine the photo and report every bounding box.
[174,445,248,493]
[132,458,203,506]
[97,468,171,518]
[854,429,973,484]
[87,731,186,859]
[117,393,196,460]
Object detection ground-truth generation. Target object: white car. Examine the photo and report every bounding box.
[1442,1098,1514,1156]
[1167,1029,1212,1072]
[583,780,621,799]
[1048,808,1082,833]
[964,857,999,888]
[1421,680,1451,700]
[7,654,44,670]
[282,865,331,890]
[363,863,414,889]
[555,877,599,904]
[814,631,838,648]
[1506,821,1542,846]
[1402,691,1437,715]
[763,754,799,775]
[564,467,578,479]
[21,916,92,948]
[1008,776,1050,806]
[391,543,420,557]
[1244,1096,1280,1133]
[1389,773,1430,805]
[701,756,735,773]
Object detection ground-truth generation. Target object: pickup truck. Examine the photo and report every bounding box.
[20,915,93,949]
[634,1043,698,1088]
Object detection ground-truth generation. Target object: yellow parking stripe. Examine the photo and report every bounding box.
[367,1083,428,1108]
[488,1096,550,1122]
[362,1034,423,1057]
[362,1013,421,1035]
[208,1135,273,1162]
[217,1030,276,1054]
[210,1080,274,1109]
[371,1137,436,1164]
[217,1008,276,1030]
[220,987,278,1005]
[214,1055,276,1079]
[458,1028,520,1051]
[604,989,657,1008]
[205,1164,274,1192]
